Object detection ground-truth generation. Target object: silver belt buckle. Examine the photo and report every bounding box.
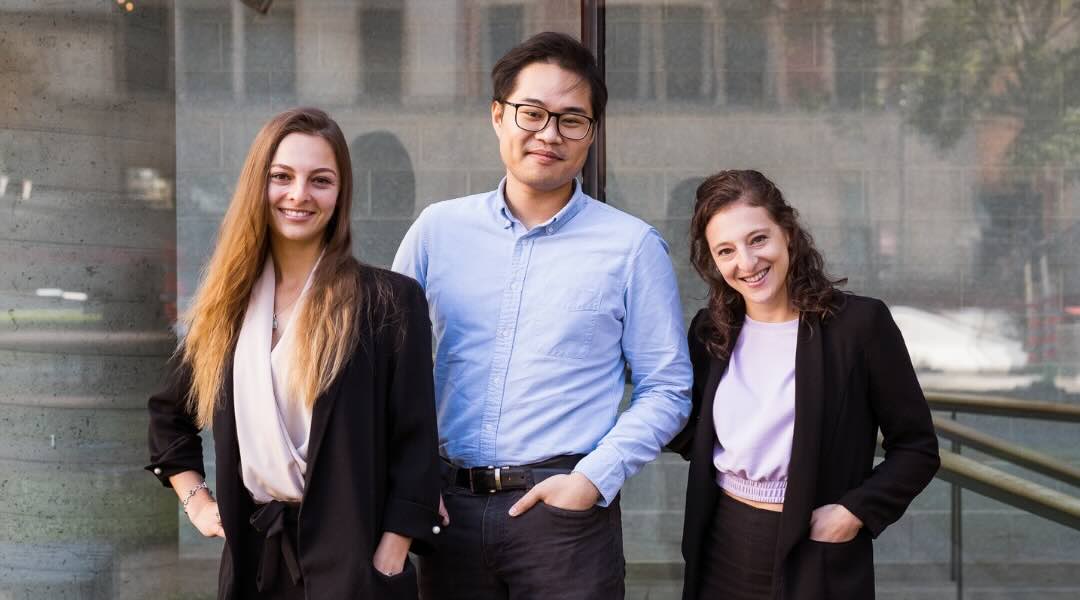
[492,466,502,493]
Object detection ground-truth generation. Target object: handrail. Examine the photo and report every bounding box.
[925,391,1080,422]
[932,416,1080,488]
[920,393,1080,599]
[935,447,1080,530]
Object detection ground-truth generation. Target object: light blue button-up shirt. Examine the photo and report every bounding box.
[392,179,692,505]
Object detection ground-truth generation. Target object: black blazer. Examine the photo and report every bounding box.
[147,268,440,600]
[670,295,940,600]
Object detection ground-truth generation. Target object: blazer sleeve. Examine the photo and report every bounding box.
[837,299,941,537]
[146,354,205,487]
[379,278,442,553]
[667,309,711,460]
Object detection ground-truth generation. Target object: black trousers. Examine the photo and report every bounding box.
[418,461,625,600]
[696,492,781,600]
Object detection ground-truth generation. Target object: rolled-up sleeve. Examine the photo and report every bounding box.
[380,278,442,552]
[574,228,693,505]
[146,355,204,487]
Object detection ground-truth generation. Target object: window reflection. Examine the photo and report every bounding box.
[2,1,1076,597]
[607,1,1080,591]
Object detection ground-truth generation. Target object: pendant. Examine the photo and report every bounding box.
[272,314,279,330]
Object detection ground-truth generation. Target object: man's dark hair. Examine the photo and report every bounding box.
[491,31,608,121]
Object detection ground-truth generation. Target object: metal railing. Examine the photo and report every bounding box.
[921,391,1080,599]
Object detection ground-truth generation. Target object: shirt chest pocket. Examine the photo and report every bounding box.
[527,286,602,359]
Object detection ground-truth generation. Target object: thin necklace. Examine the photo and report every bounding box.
[272,295,300,331]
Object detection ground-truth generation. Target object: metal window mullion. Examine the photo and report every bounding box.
[580,0,606,203]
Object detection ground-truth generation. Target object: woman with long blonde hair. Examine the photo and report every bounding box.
[147,107,440,599]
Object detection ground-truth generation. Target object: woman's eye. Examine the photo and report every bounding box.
[270,172,290,182]
[717,248,732,257]
[314,177,334,185]
[751,235,767,245]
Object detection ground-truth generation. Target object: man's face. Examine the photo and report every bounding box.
[492,61,594,195]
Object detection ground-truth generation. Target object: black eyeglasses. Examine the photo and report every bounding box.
[498,101,596,141]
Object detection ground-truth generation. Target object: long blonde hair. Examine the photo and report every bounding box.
[180,107,370,427]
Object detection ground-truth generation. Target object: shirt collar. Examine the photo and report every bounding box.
[492,177,589,235]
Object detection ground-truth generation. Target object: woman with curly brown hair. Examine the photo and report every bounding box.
[670,170,939,600]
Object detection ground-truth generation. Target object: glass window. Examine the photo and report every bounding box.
[171,0,579,590]
[663,6,709,100]
[723,13,767,106]
[3,1,1077,597]
[360,5,405,100]
[607,1,1080,595]
[833,13,878,109]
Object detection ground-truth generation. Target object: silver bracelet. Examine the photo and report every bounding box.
[181,481,211,514]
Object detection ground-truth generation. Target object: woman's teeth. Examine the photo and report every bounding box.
[742,268,768,283]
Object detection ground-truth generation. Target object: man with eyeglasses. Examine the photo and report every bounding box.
[393,31,691,600]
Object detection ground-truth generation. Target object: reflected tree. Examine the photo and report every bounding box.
[901,0,1080,369]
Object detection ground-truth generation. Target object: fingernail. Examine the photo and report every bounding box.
[508,508,517,516]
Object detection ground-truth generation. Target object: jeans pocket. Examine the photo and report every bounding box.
[538,501,601,518]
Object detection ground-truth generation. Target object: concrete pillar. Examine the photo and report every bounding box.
[0,1,179,597]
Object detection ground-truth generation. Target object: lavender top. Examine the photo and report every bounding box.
[712,315,799,504]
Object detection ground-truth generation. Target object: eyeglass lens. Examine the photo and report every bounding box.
[514,105,591,140]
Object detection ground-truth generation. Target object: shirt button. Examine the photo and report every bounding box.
[152,467,162,476]
[432,525,441,535]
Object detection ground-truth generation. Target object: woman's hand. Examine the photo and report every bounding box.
[169,471,224,538]
[809,503,862,543]
[187,495,225,538]
[373,531,412,576]
[438,494,450,526]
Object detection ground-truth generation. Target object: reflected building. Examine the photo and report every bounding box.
[1,1,1078,598]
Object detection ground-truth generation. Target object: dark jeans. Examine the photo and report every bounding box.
[418,463,625,600]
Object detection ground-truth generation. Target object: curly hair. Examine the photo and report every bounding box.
[689,170,847,359]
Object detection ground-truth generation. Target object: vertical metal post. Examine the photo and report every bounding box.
[231,0,246,102]
[580,0,606,202]
[950,411,963,599]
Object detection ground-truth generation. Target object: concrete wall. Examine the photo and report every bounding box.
[0,0,180,597]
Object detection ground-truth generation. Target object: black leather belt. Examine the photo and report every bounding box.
[446,454,584,494]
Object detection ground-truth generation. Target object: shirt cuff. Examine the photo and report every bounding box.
[572,445,626,507]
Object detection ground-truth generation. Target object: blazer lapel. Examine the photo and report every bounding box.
[694,354,727,459]
[213,357,244,551]
[774,312,825,571]
[302,370,345,490]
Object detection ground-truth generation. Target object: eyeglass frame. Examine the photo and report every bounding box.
[496,100,597,141]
